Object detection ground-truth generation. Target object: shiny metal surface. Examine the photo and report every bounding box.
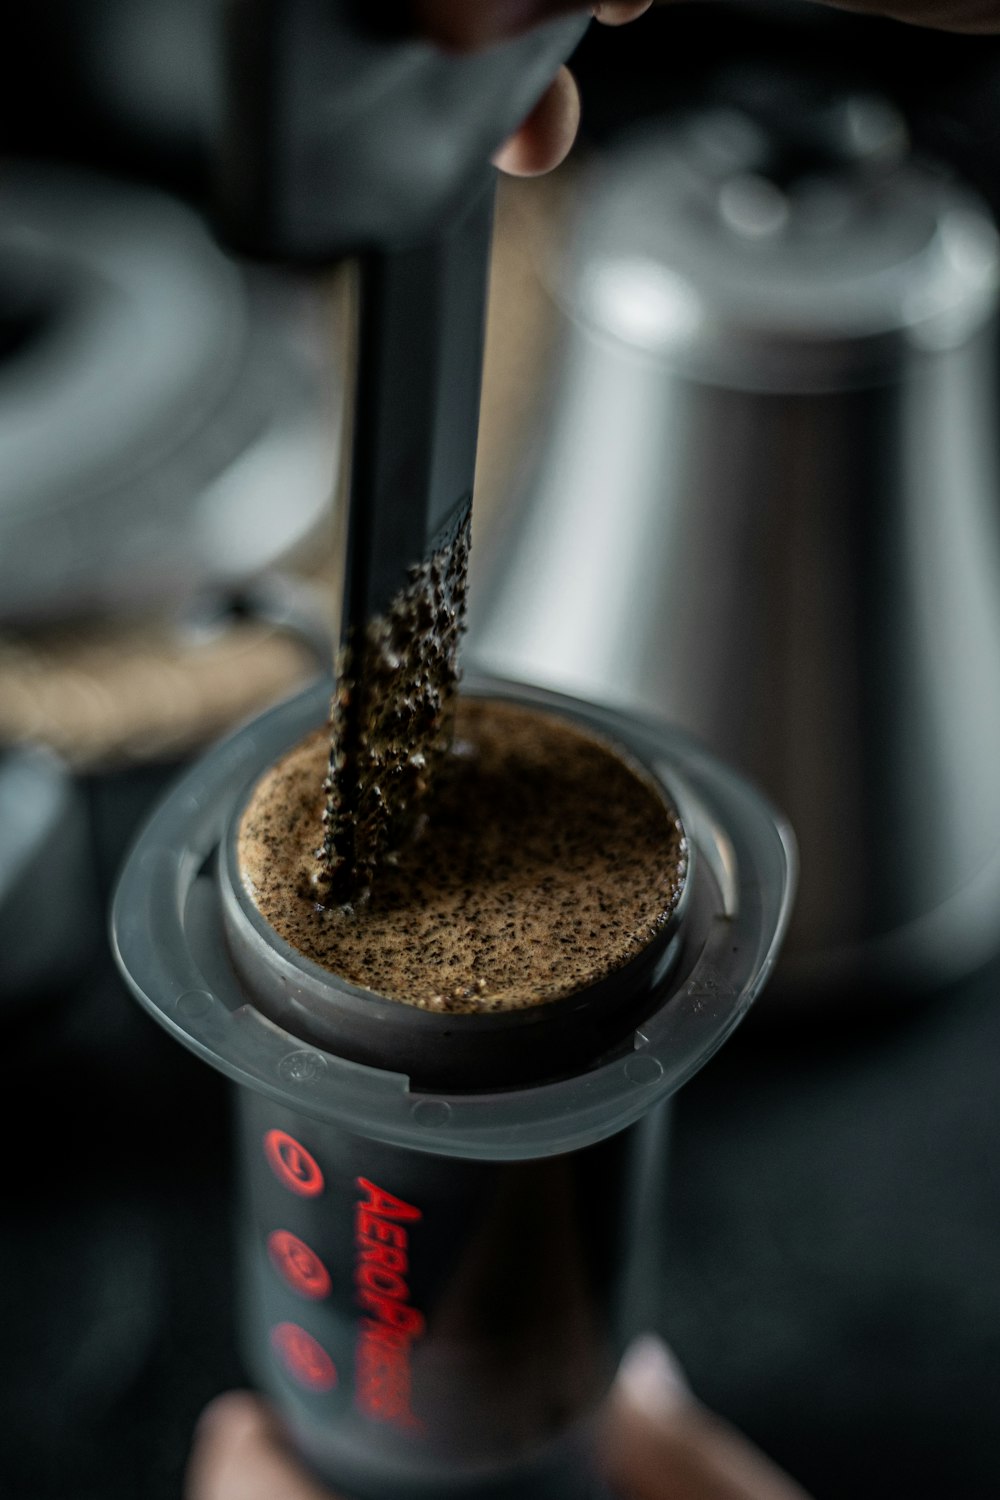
[0,164,339,624]
[470,97,1000,996]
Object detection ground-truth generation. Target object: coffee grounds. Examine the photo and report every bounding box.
[238,697,687,1014]
[320,509,470,904]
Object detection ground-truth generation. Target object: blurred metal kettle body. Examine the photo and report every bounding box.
[470,97,1000,999]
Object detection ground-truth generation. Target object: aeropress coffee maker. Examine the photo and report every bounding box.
[113,9,795,1499]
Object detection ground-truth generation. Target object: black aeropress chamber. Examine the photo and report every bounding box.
[112,676,794,1500]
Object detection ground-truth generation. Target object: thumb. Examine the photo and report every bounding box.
[186,1392,336,1500]
[600,1336,815,1500]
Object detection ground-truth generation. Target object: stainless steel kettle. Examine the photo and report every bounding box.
[470,91,1000,1000]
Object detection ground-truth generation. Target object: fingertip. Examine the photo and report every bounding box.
[493,66,582,177]
[605,1344,816,1500]
[187,1392,284,1500]
[592,0,654,23]
[615,1334,692,1420]
[412,2,589,50]
[187,1392,344,1500]
[194,1391,274,1447]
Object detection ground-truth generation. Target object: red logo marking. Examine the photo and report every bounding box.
[353,1177,425,1432]
[270,1322,338,1391]
[263,1130,324,1197]
[268,1230,332,1300]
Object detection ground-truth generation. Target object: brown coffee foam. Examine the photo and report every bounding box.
[238,697,687,1014]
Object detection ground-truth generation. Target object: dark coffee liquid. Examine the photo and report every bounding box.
[238,697,687,1013]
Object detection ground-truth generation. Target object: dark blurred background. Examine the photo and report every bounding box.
[2,4,1000,1497]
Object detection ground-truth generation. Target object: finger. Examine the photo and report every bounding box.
[411,1,653,51]
[601,1337,815,1500]
[810,0,1000,30]
[186,1392,336,1500]
[492,66,582,176]
[593,1,655,22]
[410,1,589,50]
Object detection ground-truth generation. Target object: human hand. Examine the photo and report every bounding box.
[412,3,654,177]
[814,0,1000,31]
[413,0,999,183]
[187,1336,814,1500]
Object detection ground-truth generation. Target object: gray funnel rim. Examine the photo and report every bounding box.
[111,677,795,1160]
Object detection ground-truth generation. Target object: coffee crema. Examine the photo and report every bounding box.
[237,697,687,1014]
